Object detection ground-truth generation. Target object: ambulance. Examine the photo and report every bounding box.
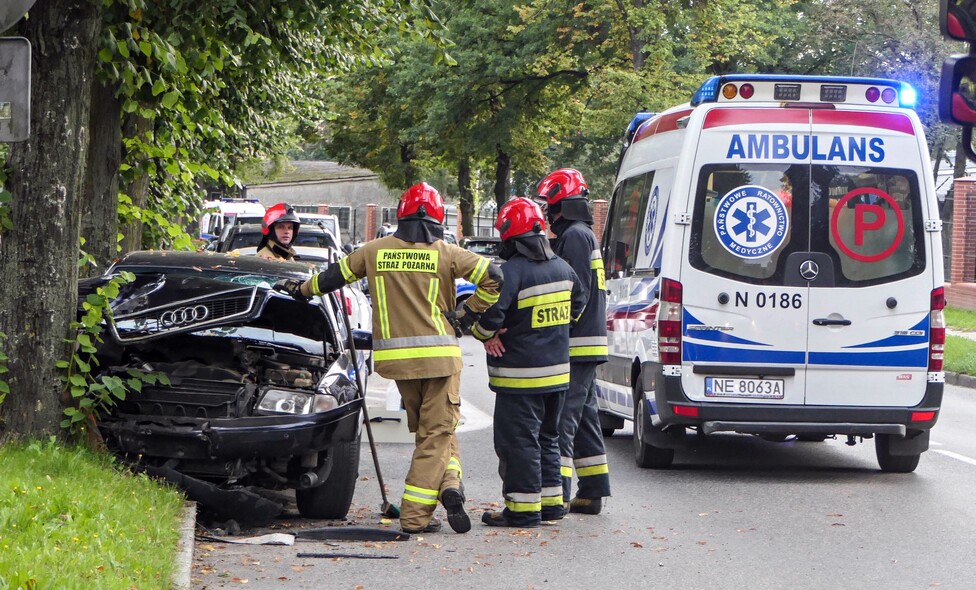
[595,75,945,472]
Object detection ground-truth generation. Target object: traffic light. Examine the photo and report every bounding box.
[940,0,976,160]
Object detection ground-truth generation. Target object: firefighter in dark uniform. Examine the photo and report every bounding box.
[536,168,611,515]
[256,203,300,261]
[275,183,503,534]
[471,198,587,528]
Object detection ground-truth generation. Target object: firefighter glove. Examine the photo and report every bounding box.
[273,279,309,302]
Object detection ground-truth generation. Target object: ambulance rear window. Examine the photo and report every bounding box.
[690,164,925,286]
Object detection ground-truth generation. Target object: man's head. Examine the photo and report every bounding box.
[496,197,546,241]
[535,168,591,223]
[262,203,301,246]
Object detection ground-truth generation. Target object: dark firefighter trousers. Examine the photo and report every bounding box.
[397,373,463,531]
[558,362,611,501]
[493,390,565,526]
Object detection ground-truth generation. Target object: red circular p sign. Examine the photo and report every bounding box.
[830,187,904,263]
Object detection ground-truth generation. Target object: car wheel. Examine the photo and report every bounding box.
[296,437,362,519]
[875,433,921,473]
[633,389,675,469]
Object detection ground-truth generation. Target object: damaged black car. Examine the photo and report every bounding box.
[79,251,369,522]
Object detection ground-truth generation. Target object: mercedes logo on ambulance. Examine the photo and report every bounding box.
[799,259,820,281]
[159,305,210,328]
[713,185,789,260]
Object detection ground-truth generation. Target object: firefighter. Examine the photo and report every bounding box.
[274,183,502,534]
[471,198,587,528]
[536,168,611,515]
[257,203,301,261]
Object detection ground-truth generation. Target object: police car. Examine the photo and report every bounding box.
[596,75,945,472]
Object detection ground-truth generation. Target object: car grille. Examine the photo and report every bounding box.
[116,379,246,419]
[110,287,257,342]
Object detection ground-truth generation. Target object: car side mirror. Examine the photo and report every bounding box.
[942,0,976,41]
[352,329,372,351]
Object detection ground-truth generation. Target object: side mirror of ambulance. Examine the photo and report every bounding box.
[939,0,976,162]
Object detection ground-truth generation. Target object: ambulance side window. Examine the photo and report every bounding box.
[604,173,651,277]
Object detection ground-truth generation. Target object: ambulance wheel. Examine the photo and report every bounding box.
[633,393,675,469]
[296,437,361,519]
[874,434,920,473]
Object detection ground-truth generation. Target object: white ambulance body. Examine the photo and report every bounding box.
[595,75,945,472]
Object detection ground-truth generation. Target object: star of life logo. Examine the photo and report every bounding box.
[713,185,789,259]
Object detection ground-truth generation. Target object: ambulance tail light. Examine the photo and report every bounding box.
[929,287,946,371]
[739,83,755,99]
[865,87,881,103]
[658,278,683,365]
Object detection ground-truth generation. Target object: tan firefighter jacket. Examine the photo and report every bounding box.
[300,236,502,380]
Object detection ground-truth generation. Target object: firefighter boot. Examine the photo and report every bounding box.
[568,496,602,515]
[481,511,540,528]
[402,517,442,534]
[541,505,566,521]
[440,488,471,534]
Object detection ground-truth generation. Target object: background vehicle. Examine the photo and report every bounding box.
[79,251,371,521]
[597,75,944,473]
[231,245,372,332]
[198,198,265,241]
[461,236,502,264]
[216,223,341,254]
[300,212,344,245]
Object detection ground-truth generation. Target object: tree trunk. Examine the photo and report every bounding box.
[493,146,511,211]
[80,79,122,275]
[119,111,151,253]
[458,158,475,239]
[0,0,102,442]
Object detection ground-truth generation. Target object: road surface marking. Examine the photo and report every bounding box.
[934,449,976,467]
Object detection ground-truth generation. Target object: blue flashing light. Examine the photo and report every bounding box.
[691,76,721,106]
[625,112,656,143]
[899,83,917,108]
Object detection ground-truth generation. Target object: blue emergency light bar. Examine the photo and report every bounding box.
[690,74,916,109]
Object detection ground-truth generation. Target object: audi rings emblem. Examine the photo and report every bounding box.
[159,305,210,328]
[799,260,820,281]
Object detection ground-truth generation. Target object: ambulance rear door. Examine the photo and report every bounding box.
[802,108,932,407]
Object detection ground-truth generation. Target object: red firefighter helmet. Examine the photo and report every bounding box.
[496,197,546,241]
[536,168,589,205]
[261,203,301,236]
[396,182,445,224]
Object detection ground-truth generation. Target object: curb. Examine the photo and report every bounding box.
[172,501,196,590]
[947,372,976,389]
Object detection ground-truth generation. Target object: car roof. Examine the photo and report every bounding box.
[112,250,315,280]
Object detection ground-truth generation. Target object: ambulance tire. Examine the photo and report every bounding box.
[296,437,361,519]
[874,434,921,473]
[633,392,675,469]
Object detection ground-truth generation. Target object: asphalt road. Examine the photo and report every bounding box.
[193,337,976,590]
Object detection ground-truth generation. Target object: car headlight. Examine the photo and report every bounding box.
[257,389,314,415]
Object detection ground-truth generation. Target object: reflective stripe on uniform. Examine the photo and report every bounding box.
[471,322,496,341]
[375,276,390,339]
[505,491,542,513]
[541,486,563,507]
[569,335,608,357]
[428,278,447,336]
[403,484,439,506]
[589,249,603,268]
[517,280,575,309]
[374,335,459,350]
[339,257,357,283]
[469,257,489,285]
[373,346,462,362]
[447,456,462,479]
[575,454,610,477]
[560,456,573,477]
[487,363,570,390]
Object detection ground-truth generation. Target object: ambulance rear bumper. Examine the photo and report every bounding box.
[647,366,943,434]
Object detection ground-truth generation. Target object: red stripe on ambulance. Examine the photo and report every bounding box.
[632,109,694,144]
[812,110,915,135]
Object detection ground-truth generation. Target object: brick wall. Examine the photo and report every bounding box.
[945,177,976,310]
[592,199,609,243]
[365,203,377,242]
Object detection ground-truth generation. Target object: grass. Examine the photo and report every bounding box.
[0,439,185,590]
[946,306,976,376]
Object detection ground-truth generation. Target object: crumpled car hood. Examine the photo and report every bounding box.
[104,271,323,344]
